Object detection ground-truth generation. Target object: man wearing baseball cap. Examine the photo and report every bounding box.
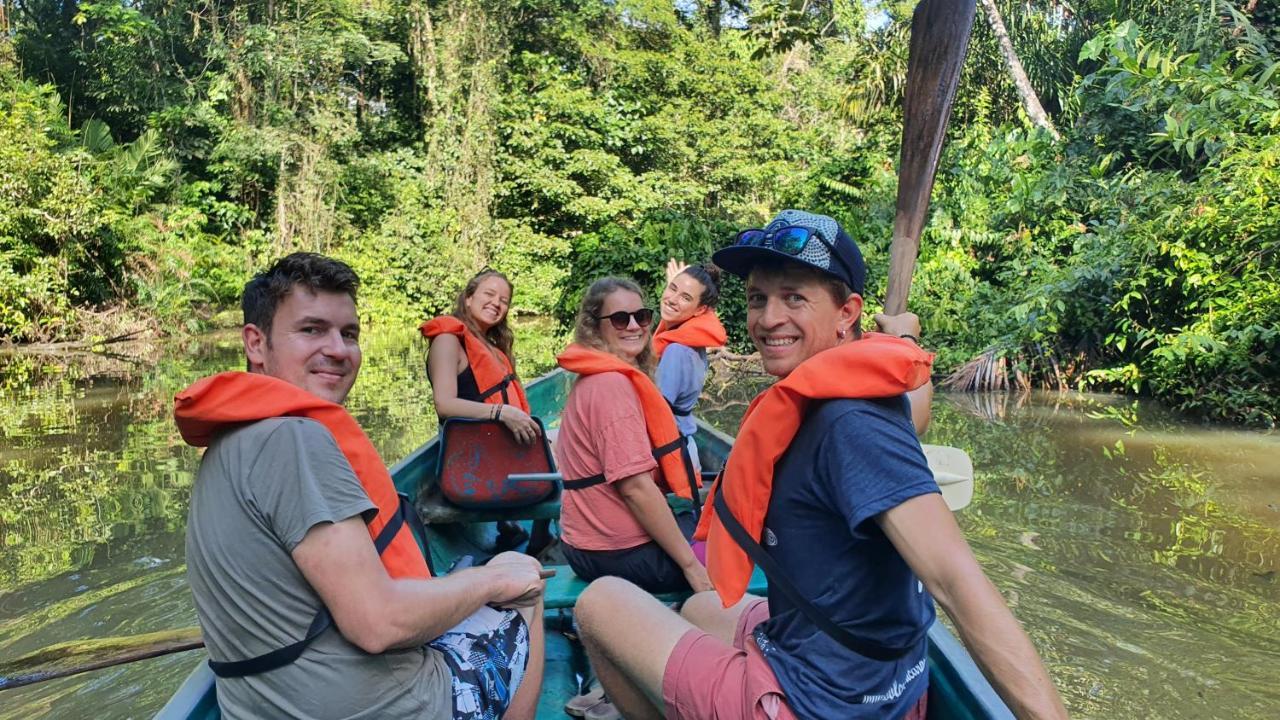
[713,209,933,432]
[571,211,1067,720]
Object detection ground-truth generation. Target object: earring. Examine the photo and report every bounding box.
[837,327,847,339]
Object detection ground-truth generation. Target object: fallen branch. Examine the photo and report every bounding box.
[707,347,759,364]
[0,330,147,356]
[0,627,204,692]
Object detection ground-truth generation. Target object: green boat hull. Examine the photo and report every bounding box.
[155,369,1012,720]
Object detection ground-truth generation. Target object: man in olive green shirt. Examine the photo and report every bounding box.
[184,253,545,719]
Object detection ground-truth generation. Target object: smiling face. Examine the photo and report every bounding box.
[243,286,362,404]
[464,275,512,331]
[659,272,708,326]
[746,264,861,377]
[599,288,650,364]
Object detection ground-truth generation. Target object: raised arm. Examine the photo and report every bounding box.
[616,472,712,593]
[905,380,933,436]
[873,311,932,435]
[292,517,544,653]
[878,494,1068,720]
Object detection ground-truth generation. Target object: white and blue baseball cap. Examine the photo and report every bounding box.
[712,209,867,295]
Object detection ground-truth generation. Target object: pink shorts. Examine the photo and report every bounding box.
[661,599,795,720]
[661,599,930,720]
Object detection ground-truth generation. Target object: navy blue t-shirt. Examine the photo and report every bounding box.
[753,395,939,719]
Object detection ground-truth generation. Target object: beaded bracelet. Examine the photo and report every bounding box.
[899,334,921,345]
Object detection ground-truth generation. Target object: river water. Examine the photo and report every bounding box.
[1,329,1276,719]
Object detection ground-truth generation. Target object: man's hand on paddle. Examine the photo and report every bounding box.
[872,311,921,340]
[486,551,546,608]
[873,311,931,434]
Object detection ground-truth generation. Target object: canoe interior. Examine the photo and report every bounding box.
[154,368,1012,720]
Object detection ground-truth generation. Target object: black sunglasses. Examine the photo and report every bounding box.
[597,308,654,331]
[735,225,856,281]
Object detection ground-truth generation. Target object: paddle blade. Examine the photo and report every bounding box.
[884,0,978,314]
[922,443,975,511]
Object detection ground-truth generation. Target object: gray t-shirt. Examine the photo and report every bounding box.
[656,343,708,439]
[185,417,451,719]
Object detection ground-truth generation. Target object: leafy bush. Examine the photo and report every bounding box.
[0,75,112,340]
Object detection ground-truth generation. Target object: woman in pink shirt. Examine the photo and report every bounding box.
[554,277,712,596]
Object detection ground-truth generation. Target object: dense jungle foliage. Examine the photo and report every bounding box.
[0,0,1276,425]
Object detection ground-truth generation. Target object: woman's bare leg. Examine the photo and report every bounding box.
[575,577,697,720]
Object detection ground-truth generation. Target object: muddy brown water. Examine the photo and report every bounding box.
[1,330,1276,718]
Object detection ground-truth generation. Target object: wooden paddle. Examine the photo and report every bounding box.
[923,443,975,511]
[0,568,559,692]
[885,0,979,509]
[884,0,978,315]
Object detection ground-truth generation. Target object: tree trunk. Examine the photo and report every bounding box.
[703,0,722,38]
[978,0,1060,140]
[409,0,441,122]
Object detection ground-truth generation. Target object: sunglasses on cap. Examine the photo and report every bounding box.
[734,225,857,282]
[597,308,654,330]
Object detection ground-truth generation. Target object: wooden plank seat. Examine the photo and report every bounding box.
[543,564,770,610]
[418,476,564,524]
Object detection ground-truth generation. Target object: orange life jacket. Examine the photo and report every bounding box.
[652,311,728,358]
[174,371,432,580]
[694,333,933,605]
[420,316,530,414]
[555,344,701,501]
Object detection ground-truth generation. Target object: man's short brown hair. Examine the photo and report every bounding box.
[242,252,360,338]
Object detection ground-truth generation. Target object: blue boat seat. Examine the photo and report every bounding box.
[543,564,769,609]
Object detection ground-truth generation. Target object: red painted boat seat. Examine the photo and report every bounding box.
[437,418,558,509]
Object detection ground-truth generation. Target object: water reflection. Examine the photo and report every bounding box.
[1,336,1277,719]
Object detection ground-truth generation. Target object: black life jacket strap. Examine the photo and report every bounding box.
[651,437,684,459]
[653,437,701,523]
[478,373,517,404]
[208,494,433,678]
[712,489,917,662]
[372,496,406,553]
[562,474,606,491]
[207,606,333,678]
[563,439,701,522]
[378,493,436,576]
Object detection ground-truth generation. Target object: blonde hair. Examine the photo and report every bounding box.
[573,277,655,374]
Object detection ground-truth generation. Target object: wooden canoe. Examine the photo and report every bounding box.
[155,368,1012,720]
